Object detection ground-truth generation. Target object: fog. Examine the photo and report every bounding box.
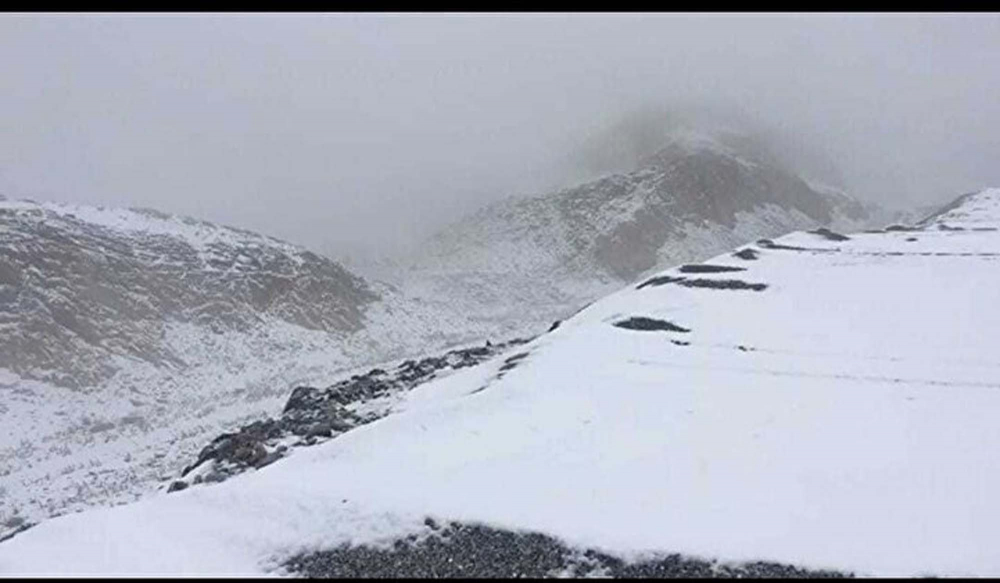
[2,13,999,260]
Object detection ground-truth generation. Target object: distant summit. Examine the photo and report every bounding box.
[398,127,885,338]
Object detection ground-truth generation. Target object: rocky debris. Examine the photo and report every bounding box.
[674,278,768,292]
[809,227,851,242]
[756,238,813,251]
[496,352,530,378]
[678,264,747,274]
[637,274,767,292]
[733,248,761,260]
[166,481,188,493]
[636,275,685,290]
[283,521,853,578]
[614,317,691,333]
[937,223,965,231]
[547,320,561,332]
[884,224,920,232]
[0,521,36,544]
[170,338,531,491]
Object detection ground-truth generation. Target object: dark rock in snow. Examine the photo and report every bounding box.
[496,351,531,380]
[172,337,532,490]
[757,238,812,251]
[0,521,36,544]
[733,248,761,260]
[676,278,768,292]
[678,264,747,274]
[636,275,686,290]
[637,273,767,292]
[809,227,851,241]
[614,317,690,333]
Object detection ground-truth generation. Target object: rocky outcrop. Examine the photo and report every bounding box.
[169,337,531,490]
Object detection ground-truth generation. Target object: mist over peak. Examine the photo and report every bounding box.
[1,13,998,259]
[556,102,850,197]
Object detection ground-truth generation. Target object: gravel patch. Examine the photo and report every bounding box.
[674,278,768,292]
[677,264,747,274]
[809,228,851,242]
[756,238,812,251]
[614,317,691,333]
[637,274,767,292]
[732,248,760,260]
[283,521,854,579]
[636,275,685,290]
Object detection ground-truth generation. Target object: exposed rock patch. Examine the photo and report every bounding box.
[636,275,686,290]
[283,521,853,579]
[637,274,767,292]
[614,317,691,333]
[675,278,768,292]
[756,238,812,251]
[170,338,532,490]
[678,264,747,274]
[809,227,851,241]
[733,248,760,260]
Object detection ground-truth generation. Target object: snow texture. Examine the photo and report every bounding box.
[2,188,997,576]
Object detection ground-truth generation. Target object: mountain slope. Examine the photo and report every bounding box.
[398,130,883,338]
[0,198,495,535]
[2,188,996,576]
[0,199,376,390]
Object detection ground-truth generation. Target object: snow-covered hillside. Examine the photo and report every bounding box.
[396,130,885,340]
[0,199,505,537]
[3,188,996,576]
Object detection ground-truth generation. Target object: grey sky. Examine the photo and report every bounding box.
[2,13,999,259]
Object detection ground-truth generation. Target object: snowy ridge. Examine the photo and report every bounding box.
[0,199,305,263]
[396,131,886,341]
[2,189,996,576]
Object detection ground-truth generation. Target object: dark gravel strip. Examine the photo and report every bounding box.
[755,239,837,253]
[809,228,851,242]
[614,317,691,333]
[677,264,747,274]
[283,521,854,579]
[674,278,768,292]
[637,274,767,292]
[637,275,686,290]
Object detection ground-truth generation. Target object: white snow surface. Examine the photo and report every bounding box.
[3,189,1000,576]
[0,198,520,536]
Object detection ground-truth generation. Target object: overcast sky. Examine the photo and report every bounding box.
[2,13,999,259]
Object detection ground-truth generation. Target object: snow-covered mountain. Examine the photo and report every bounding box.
[0,197,497,536]
[396,130,885,338]
[0,129,891,540]
[0,198,377,390]
[3,187,997,576]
